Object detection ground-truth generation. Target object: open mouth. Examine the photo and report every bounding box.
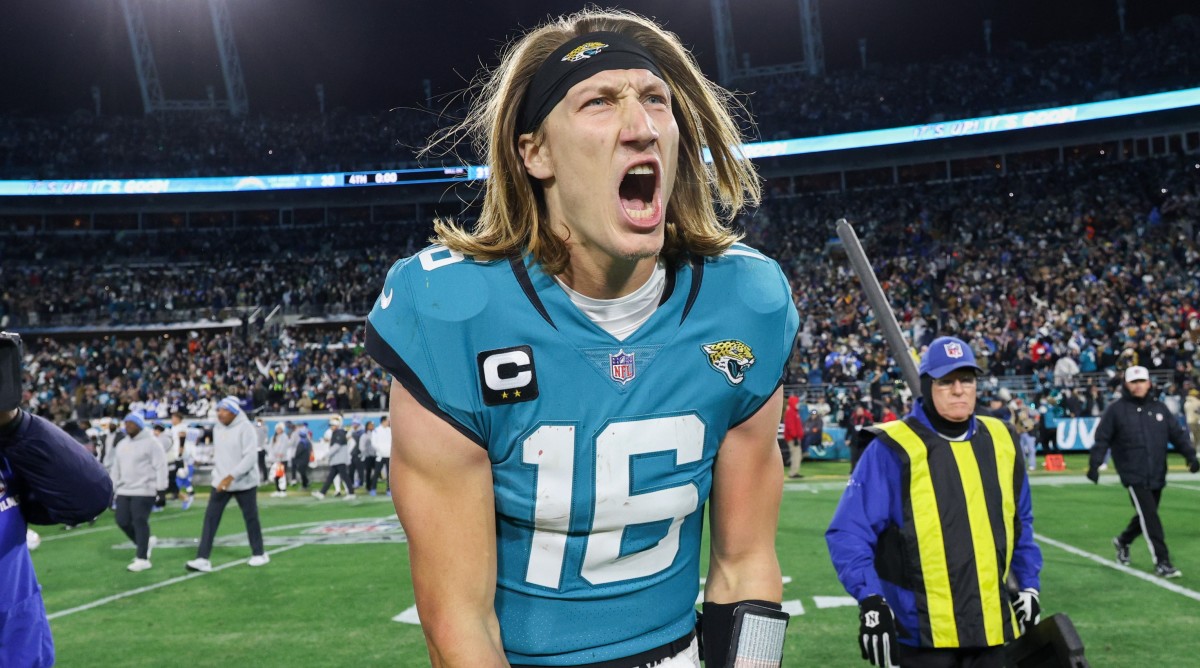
[619,164,658,221]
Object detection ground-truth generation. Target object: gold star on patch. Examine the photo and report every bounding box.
[514,390,521,398]
[501,391,508,399]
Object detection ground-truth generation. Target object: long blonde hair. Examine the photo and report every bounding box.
[425,8,760,274]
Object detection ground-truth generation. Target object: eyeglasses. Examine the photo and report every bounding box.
[933,376,978,388]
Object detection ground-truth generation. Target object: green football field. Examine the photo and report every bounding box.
[33,458,1200,666]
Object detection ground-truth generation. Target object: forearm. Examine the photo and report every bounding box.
[390,380,506,666]
[706,548,783,603]
[707,388,785,604]
[398,466,506,664]
[420,602,507,668]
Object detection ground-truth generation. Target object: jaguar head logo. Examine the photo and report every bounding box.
[702,340,756,386]
[562,42,609,62]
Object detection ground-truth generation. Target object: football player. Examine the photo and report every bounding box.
[367,9,798,667]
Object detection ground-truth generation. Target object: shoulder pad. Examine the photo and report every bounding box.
[373,245,501,323]
[708,243,793,316]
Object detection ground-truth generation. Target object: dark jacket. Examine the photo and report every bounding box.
[0,410,114,668]
[0,410,114,525]
[1089,392,1197,489]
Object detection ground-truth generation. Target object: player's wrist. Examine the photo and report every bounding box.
[701,600,787,668]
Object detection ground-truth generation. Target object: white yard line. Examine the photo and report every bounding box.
[46,543,305,621]
[1035,532,1200,603]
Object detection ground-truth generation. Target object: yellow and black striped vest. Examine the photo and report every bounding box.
[869,414,1021,648]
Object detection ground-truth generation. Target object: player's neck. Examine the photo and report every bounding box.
[554,260,667,341]
[558,253,658,300]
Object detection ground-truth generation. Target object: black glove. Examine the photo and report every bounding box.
[1190,459,1200,474]
[0,332,23,413]
[858,595,898,667]
[1086,468,1099,484]
[1012,588,1041,634]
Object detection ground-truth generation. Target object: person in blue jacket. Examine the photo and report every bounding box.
[827,336,1042,668]
[0,332,114,667]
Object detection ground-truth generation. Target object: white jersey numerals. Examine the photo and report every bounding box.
[417,245,465,271]
[521,415,704,589]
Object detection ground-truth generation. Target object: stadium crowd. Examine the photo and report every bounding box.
[744,16,1200,139]
[0,220,429,328]
[7,153,1199,441]
[4,12,1199,460]
[1,16,1196,178]
[21,327,391,426]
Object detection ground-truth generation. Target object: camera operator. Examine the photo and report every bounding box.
[0,332,113,667]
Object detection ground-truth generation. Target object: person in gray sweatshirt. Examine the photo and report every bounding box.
[185,396,268,572]
[312,415,354,500]
[112,413,168,572]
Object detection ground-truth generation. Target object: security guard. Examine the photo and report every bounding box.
[827,336,1043,667]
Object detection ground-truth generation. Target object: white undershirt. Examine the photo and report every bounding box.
[554,261,667,341]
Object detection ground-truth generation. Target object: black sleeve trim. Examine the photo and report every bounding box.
[729,378,785,431]
[658,263,678,306]
[509,255,557,330]
[365,321,488,450]
[680,256,705,324]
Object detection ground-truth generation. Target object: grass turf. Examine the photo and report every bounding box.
[35,458,1200,666]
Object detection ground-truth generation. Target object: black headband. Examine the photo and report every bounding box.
[517,31,664,136]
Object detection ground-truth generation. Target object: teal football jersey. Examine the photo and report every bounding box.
[366,243,798,665]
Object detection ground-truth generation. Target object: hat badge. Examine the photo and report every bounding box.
[944,342,964,358]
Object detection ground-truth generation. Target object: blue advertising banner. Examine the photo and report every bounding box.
[1055,417,1100,451]
[1056,416,1188,452]
[806,425,851,461]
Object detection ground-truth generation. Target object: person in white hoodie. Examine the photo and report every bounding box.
[185,397,269,572]
[111,413,168,572]
[370,416,392,496]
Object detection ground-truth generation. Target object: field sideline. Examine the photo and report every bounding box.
[34,459,1200,666]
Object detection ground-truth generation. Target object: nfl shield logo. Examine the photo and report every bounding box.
[944,342,964,358]
[609,350,636,385]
